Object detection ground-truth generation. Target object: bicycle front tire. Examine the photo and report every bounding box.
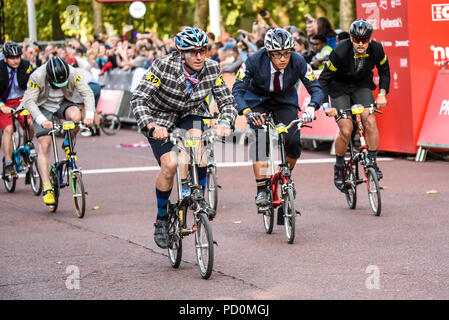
[206,166,218,213]
[195,212,214,279]
[3,175,17,193]
[366,167,382,216]
[167,204,183,268]
[29,159,42,196]
[345,161,357,210]
[72,171,86,218]
[283,187,296,244]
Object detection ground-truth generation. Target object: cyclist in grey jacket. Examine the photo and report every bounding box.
[20,56,94,207]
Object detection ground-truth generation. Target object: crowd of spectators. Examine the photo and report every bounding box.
[5,11,350,84]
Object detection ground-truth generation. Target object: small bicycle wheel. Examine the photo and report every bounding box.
[71,171,86,218]
[344,162,357,210]
[206,166,218,213]
[29,160,42,196]
[3,174,17,193]
[100,113,121,135]
[48,166,59,213]
[366,167,382,216]
[262,205,274,234]
[283,187,296,244]
[262,185,274,234]
[167,204,183,268]
[13,120,23,147]
[3,157,17,193]
[195,212,214,279]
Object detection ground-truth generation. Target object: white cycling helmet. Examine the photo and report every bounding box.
[175,27,209,51]
[264,28,294,51]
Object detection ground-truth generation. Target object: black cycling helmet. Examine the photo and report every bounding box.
[3,42,22,58]
[46,56,70,87]
[264,28,294,51]
[175,27,209,51]
[349,19,373,39]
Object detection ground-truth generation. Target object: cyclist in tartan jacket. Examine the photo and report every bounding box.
[131,27,238,249]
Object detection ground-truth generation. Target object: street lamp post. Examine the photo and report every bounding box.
[27,0,38,42]
[209,0,221,38]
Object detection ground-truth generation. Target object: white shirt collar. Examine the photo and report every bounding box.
[270,61,285,75]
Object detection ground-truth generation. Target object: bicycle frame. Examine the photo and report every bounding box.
[161,129,215,279]
[264,113,304,208]
[173,133,205,207]
[339,105,379,183]
[266,117,288,208]
[11,110,34,173]
[338,104,383,216]
[49,120,80,189]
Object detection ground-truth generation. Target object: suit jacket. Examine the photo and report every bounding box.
[232,48,323,114]
[319,39,390,101]
[0,59,33,99]
[131,51,237,130]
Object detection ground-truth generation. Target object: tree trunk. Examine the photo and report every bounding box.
[92,0,104,35]
[194,0,209,30]
[340,0,355,32]
[51,3,65,40]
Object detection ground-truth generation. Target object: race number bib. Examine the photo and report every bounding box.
[216,75,224,86]
[235,63,246,81]
[305,64,316,82]
[146,72,161,87]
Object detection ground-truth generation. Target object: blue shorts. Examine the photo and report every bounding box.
[148,115,205,166]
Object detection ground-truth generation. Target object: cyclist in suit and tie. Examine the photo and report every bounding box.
[232,28,323,208]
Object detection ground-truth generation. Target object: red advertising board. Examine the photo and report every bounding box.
[356,0,449,153]
[297,73,339,141]
[97,90,123,114]
[417,68,449,147]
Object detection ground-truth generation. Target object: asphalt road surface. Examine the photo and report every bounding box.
[1,128,448,300]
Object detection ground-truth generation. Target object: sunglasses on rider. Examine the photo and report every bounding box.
[351,37,371,44]
[185,47,207,56]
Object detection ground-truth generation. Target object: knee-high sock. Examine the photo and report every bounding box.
[156,188,172,220]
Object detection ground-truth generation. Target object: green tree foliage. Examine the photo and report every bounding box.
[4,0,348,43]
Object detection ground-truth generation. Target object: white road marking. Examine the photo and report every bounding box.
[80,157,394,175]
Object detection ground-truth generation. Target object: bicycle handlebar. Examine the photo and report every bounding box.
[48,121,84,134]
[264,115,316,132]
[335,104,382,122]
[144,126,225,145]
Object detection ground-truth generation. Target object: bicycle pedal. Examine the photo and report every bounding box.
[295,210,301,216]
[181,228,194,235]
[213,240,218,246]
[217,185,222,189]
[258,206,269,214]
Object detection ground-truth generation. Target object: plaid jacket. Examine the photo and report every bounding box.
[130,51,237,130]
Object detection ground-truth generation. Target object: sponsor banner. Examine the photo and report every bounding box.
[417,69,449,147]
[97,89,123,114]
[432,3,449,21]
[357,0,414,152]
[357,0,449,153]
[297,72,339,140]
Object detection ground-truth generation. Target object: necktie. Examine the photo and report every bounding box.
[273,71,281,93]
[1,69,16,102]
[183,71,199,85]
